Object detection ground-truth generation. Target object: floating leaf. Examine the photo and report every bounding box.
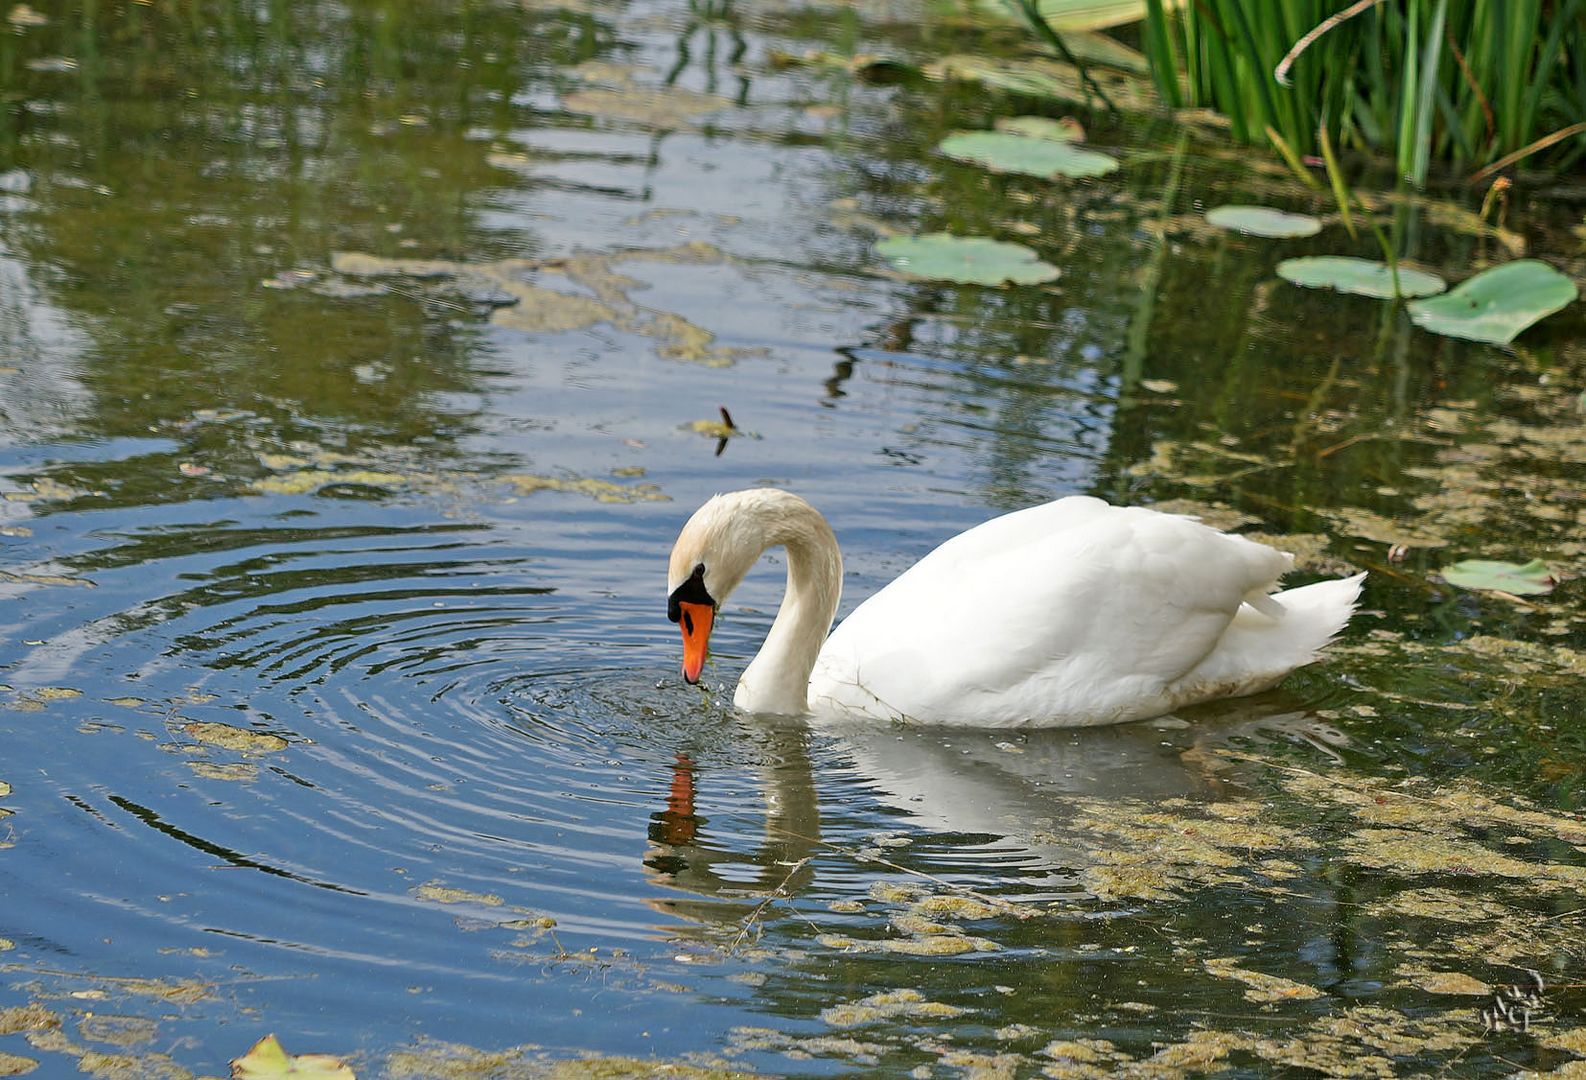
[994,115,1083,142]
[940,131,1118,180]
[1205,205,1322,239]
[924,55,1157,111]
[1442,558,1555,596]
[232,1035,355,1079]
[1407,260,1579,345]
[877,233,1059,286]
[1277,256,1445,299]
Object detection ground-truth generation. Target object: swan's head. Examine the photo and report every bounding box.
[667,490,802,684]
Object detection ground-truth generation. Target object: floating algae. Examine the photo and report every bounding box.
[1345,827,1586,887]
[0,1051,39,1076]
[1398,969,1490,996]
[1366,887,1512,922]
[250,468,409,496]
[0,1005,59,1036]
[1203,958,1323,1003]
[329,242,760,367]
[502,474,669,504]
[413,883,504,907]
[906,894,1005,921]
[78,1015,158,1049]
[1057,797,1313,902]
[820,989,969,1029]
[185,761,258,782]
[180,722,286,754]
[1543,1029,1586,1055]
[815,931,998,956]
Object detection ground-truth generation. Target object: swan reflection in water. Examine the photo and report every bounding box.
[640,695,1351,937]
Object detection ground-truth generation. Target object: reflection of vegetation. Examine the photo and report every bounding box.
[0,0,615,473]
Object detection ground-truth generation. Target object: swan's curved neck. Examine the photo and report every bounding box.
[733,500,842,715]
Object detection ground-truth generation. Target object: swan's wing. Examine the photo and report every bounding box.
[810,499,1291,726]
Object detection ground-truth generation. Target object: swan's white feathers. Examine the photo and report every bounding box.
[808,499,1301,726]
[669,490,1364,728]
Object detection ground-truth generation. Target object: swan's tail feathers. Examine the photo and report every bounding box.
[1268,571,1368,661]
[1180,572,1366,700]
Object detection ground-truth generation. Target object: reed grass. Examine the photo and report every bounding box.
[1137,0,1586,181]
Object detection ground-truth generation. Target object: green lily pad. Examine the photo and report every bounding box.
[1206,205,1322,239]
[994,115,1082,142]
[1407,260,1579,345]
[1442,558,1555,596]
[939,131,1118,180]
[877,233,1060,286]
[1277,256,1446,299]
[232,1035,355,1079]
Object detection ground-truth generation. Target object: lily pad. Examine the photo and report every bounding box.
[994,115,1082,142]
[876,233,1059,286]
[940,131,1118,180]
[1206,205,1322,239]
[1442,558,1555,596]
[1407,260,1578,345]
[232,1035,355,1079]
[1277,256,1446,299]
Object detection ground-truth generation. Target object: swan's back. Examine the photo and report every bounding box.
[808,497,1358,727]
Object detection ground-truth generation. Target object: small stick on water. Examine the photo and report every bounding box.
[761,823,1035,919]
[728,856,811,951]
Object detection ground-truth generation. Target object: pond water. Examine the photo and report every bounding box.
[2,1,1585,1077]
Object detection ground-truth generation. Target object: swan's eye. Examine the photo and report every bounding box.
[667,562,714,623]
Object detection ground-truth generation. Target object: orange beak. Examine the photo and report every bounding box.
[677,601,714,684]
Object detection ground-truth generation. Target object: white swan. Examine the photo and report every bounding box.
[666,488,1365,728]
